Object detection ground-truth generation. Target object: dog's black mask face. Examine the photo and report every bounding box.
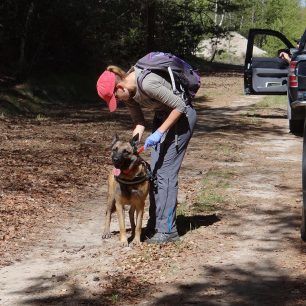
[111,134,139,170]
[111,141,134,170]
[110,134,139,170]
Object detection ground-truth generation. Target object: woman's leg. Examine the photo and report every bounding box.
[149,106,196,236]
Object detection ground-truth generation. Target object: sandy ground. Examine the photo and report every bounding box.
[1,73,306,305]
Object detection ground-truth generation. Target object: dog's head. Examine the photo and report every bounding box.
[110,133,139,170]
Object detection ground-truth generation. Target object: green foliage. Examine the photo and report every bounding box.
[231,0,304,54]
[0,0,305,79]
[261,0,302,54]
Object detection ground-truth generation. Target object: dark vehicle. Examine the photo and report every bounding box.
[244,28,306,241]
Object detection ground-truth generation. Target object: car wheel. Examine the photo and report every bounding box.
[289,119,304,135]
[302,120,306,241]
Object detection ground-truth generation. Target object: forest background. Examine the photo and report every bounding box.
[1,0,306,111]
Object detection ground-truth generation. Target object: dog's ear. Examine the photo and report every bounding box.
[130,133,139,148]
[111,133,119,148]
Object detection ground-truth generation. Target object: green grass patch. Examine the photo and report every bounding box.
[213,143,235,157]
[193,193,223,213]
[255,95,287,109]
[111,293,119,304]
[193,168,234,213]
[240,114,260,125]
[176,202,189,217]
[212,142,242,162]
[240,95,287,124]
[35,113,48,121]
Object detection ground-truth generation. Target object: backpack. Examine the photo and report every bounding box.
[135,52,201,103]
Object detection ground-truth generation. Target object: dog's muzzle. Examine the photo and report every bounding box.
[112,154,132,170]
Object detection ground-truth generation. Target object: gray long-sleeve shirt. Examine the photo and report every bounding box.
[125,67,186,126]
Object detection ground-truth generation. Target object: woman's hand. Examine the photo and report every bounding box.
[133,124,145,141]
[144,109,183,150]
[279,51,291,63]
[144,130,164,150]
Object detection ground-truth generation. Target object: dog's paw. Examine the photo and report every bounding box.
[131,239,142,247]
[119,240,129,247]
[102,232,112,239]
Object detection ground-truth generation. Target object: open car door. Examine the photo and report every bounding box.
[244,29,294,95]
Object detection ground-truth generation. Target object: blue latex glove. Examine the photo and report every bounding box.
[144,130,164,150]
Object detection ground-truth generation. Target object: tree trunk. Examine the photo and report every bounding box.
[18,1,34,80]
[145,0,155,52]
[214,0,218,25]
[210,37,219,62]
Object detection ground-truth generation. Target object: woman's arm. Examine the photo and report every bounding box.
[158,109,182,133]
[143,109,183,150]
[125,101,146,140]
[142,75,186,113]
[140,73,187,149]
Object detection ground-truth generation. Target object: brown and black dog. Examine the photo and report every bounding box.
[102,134,149,246]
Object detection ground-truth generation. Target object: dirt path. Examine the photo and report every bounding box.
[1,74,306,305]
[146,94,306,305]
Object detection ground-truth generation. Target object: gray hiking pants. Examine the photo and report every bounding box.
[148,105,197,233]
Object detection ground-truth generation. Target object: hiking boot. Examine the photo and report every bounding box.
[146,231,180,244]
[143,227,156,240]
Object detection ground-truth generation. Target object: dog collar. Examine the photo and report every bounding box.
[122,168,133,175]
[115,175,148,185]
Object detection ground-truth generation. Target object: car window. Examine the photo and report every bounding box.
[253,34,290,58]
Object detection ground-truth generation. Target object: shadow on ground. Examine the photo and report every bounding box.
[194,104,289,138]
[153,262,306,305]
[15,260,306,305]
[15,273,153,306]
[153,203,306,305]
[177,214,221,236]
[8,194,306,306]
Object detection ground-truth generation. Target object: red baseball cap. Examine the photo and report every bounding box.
[96,70,117,112]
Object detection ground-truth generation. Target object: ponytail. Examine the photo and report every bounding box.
[106,65,126,79]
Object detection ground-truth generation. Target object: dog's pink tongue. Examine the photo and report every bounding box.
[113,168,121,176]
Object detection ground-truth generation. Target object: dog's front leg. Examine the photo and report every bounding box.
[129,206,136,238]
[116,202,128,246]
[102,191,115,238]
[133,205,144,245]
